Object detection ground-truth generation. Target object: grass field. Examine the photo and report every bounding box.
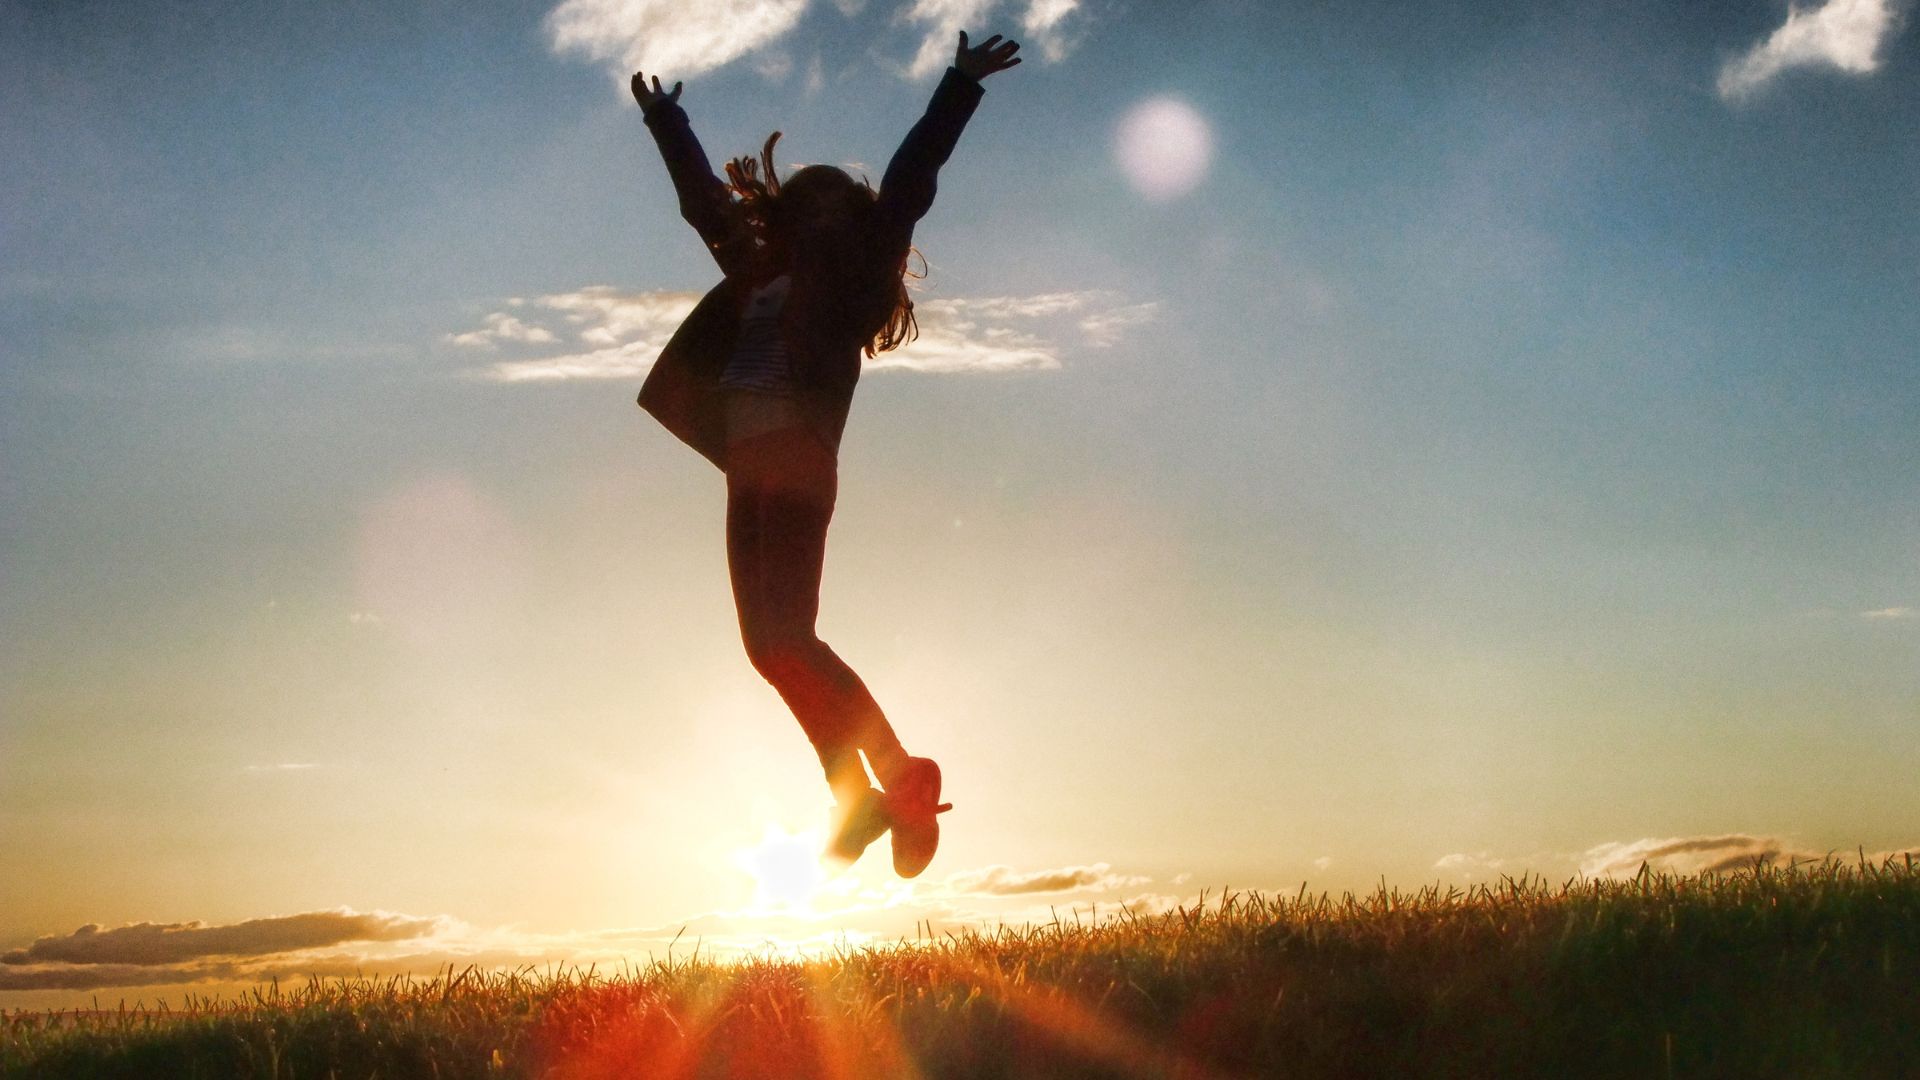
[5,859,1917,1078]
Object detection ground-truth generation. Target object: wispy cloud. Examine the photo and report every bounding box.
[1861,606,1916,620]
[241,762,322,774]
[869,291,1155,373]
[1017,0,1089,64]
[1435,836,1920,883]
[942,862,1150,896]
[896,0,1088,79]
[545,0,1091,84]
[1579,834,1865,878]
[450,288,699,383]
[1075,300,1159,347]
[1717,0,1903,102]
[545,0,809,80]
[898,0,1003,79]
[449,287,1152,381]
[445,311,556,349]
[1433,851,1509,879]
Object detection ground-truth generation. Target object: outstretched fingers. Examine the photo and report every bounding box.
[630,70,684,109]
[955,30,1023,78]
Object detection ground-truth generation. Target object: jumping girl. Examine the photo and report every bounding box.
[631,31,1023,877]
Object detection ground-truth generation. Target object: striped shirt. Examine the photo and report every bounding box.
[719,274,797,396]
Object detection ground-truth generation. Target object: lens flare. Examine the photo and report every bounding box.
[1114,96,1214,201]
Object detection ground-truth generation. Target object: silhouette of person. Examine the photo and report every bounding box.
[632,32,1022,877]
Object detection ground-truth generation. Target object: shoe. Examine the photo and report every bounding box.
[825,786,889,866]
[884,756,952,879]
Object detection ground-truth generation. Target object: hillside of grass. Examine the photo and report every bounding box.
[5,859,1917,1078]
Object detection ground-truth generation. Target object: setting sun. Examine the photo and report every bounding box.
[732,824,831,914]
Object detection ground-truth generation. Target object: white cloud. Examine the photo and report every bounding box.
[873,300,1060,372]
[538,286,701,347]
[897,0,1003,79]
[1717,0,1902,102]
[934,291,1092,318]
[753,49,796,83]
[543,0,1090,87]
[1433,851,1511,880]
[895,0,1087,79]
[1019,0,1087,64]
[1077,300,1159,347]
[486,341,662,383]
[446,311,556,349]
[1311,856,1333,871]
[872,291,1153,372]
[1861,606,1916,620]
[450,286,1152,381]
[450,288,699,382]
[545,0,810,80]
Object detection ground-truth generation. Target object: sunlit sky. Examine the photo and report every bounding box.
[3,0,1917,1008]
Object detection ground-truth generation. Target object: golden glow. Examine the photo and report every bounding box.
[732,823,830,914]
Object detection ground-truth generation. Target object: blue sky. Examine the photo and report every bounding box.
[2,0,1916,1006]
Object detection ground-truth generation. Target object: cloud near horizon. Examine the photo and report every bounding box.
[450,286,1154,381]
[1434,834,1920,882]
[941,862,1152,896]
[1432,851,1509,879]
[1579,835,1920,879]
[0,865,1183,995]
[1717,0,1903,101]
[2,910,445,968]
[0,910,461,988]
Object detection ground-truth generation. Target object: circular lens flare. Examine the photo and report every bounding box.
[1114,97,1214,202]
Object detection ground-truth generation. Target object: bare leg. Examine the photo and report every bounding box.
[724,428,908,798]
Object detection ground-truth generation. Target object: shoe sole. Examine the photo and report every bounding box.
[890,761,948,879]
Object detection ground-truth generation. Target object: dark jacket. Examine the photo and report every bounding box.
[635,67,987,469]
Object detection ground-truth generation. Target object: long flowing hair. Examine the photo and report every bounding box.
[724,133,921,358]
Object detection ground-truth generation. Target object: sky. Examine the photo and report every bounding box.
[2,0,1917,1008]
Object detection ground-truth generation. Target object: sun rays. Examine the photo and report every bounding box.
[531,897,1244,1079]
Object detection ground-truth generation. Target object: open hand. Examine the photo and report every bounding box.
[954,31,1021,81]
[630,71,683,111]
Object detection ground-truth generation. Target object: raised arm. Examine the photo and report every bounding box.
[874,32,1021,230]
[633,72,752,276]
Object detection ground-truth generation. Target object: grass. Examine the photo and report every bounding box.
[5,858,1918,1078]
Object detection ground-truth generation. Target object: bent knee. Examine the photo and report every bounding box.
[742,632,825,682]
